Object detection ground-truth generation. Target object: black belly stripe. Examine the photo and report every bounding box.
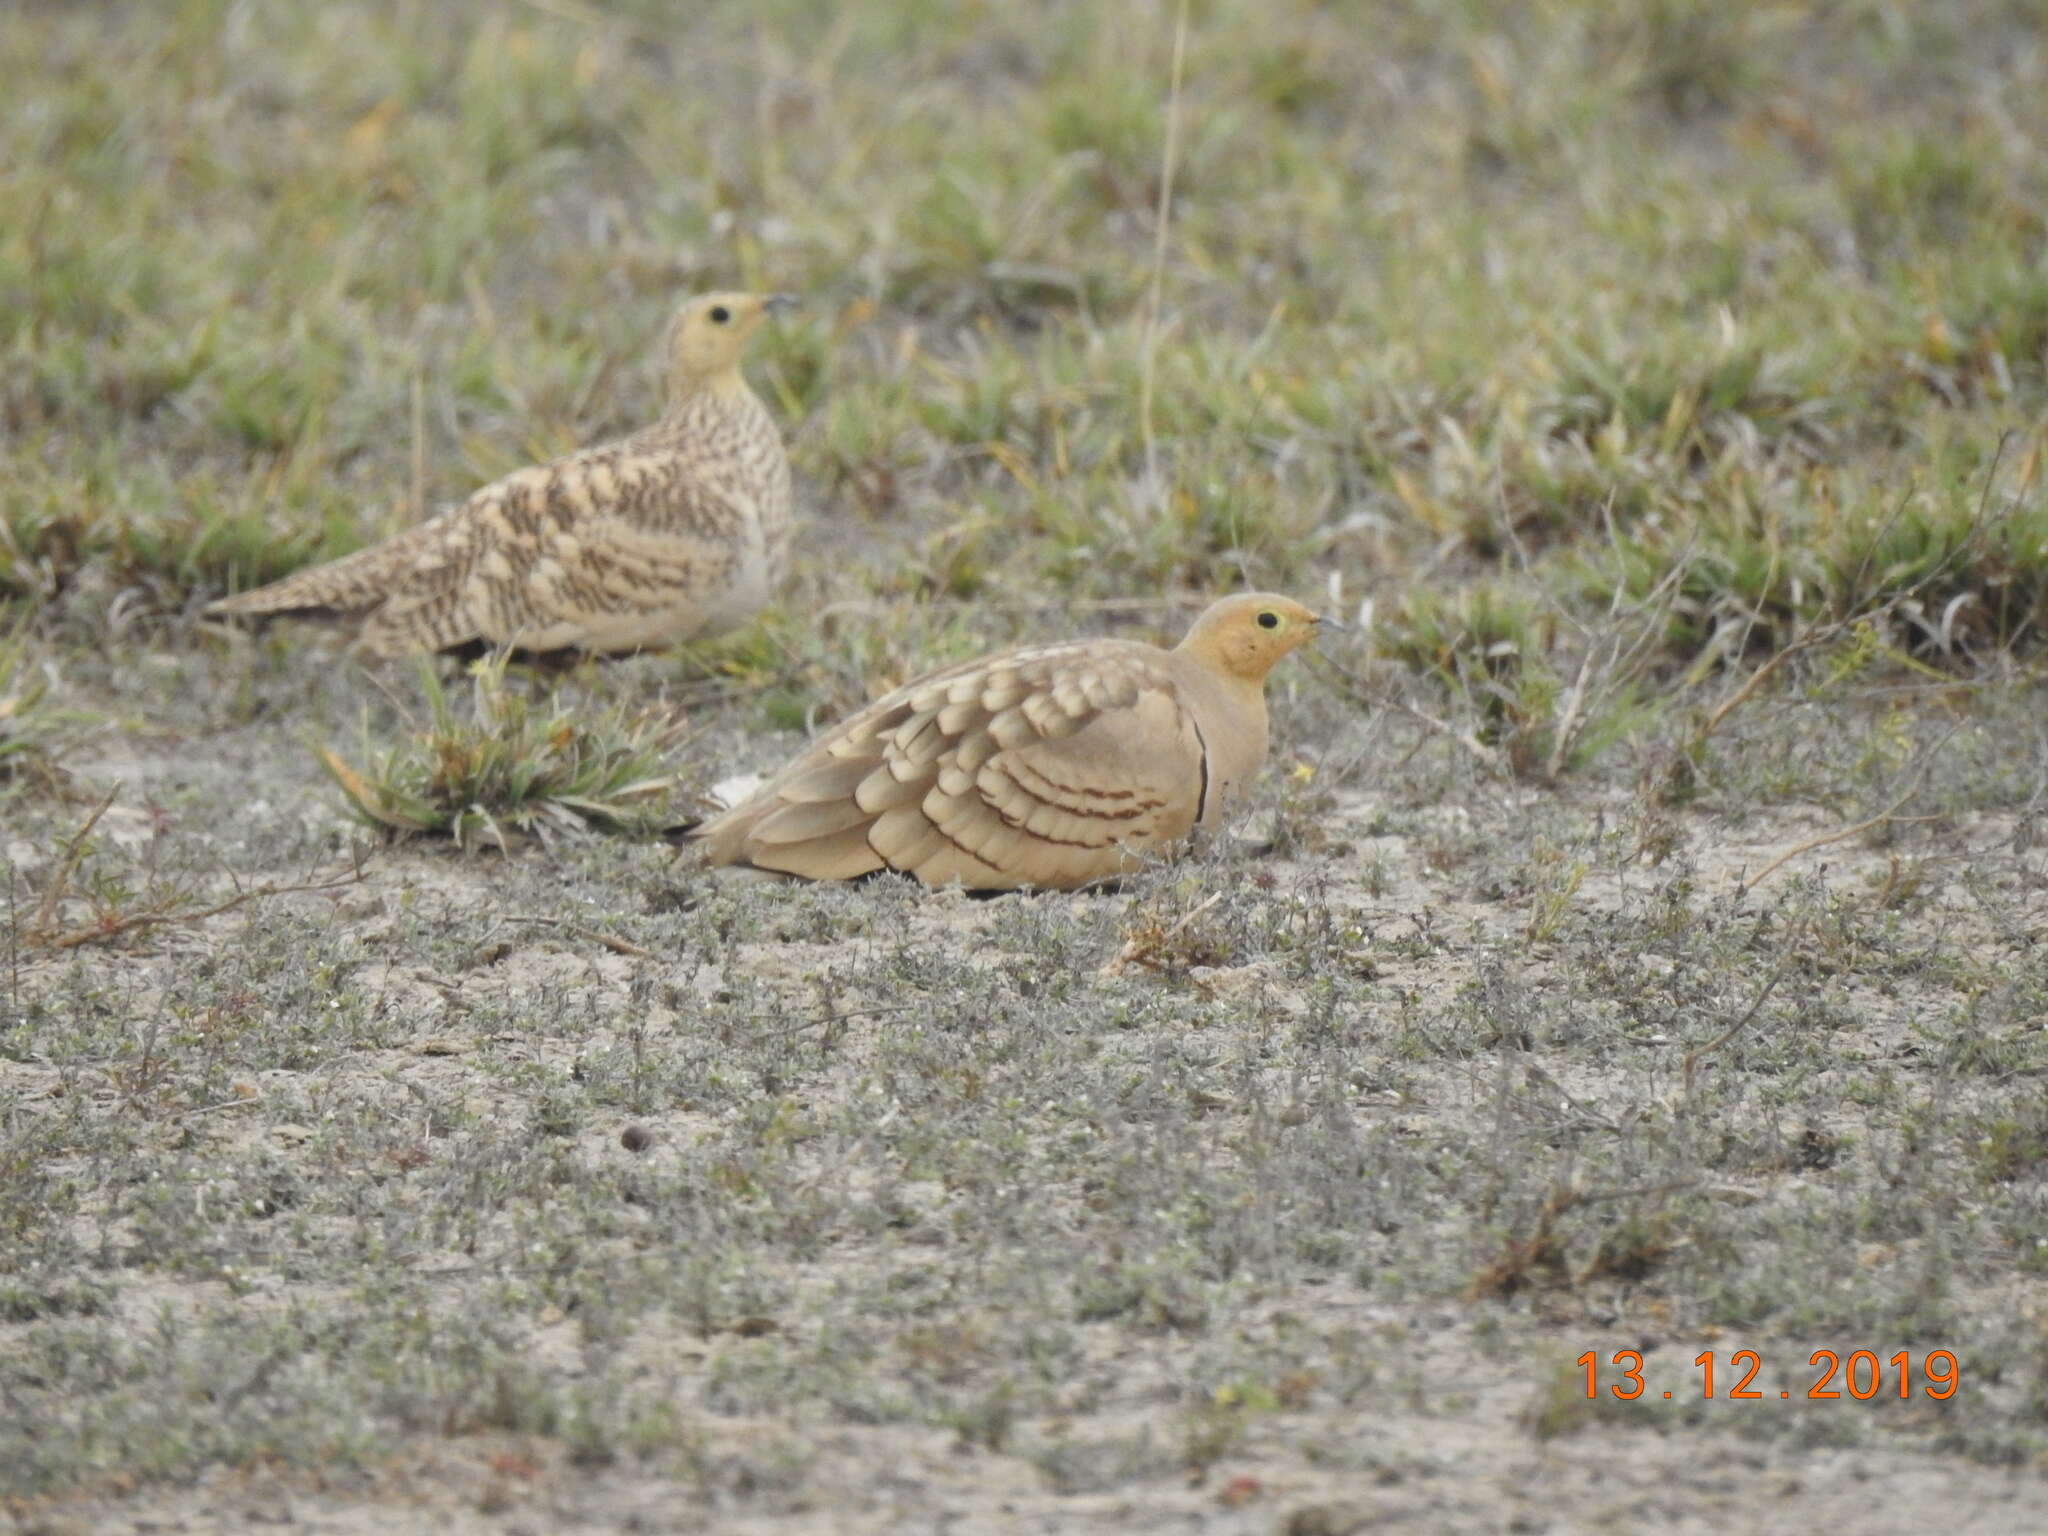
[1189,711,1211,826]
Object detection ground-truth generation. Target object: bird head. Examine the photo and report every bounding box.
[666,291,797,399]
[1177,593,1323,681]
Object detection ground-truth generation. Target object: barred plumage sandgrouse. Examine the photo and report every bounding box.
[207,291,795,658]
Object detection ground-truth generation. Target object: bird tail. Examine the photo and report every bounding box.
[205,517,452,620]
[683,802,751,864]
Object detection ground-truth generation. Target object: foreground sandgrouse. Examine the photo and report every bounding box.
[691,594,1321,891]
[206,291,796,658]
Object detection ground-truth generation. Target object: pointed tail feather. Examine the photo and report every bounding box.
[684,800,763,866]
[206,516,455,619]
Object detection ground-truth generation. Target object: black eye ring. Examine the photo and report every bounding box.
[709,305,731,324]
[1256,611,1281,630]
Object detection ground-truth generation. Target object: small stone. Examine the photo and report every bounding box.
[1282,1505,1366,1536]
[1707,1184,1764,1206]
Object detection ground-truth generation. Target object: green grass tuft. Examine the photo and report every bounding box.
[318,656,688,851]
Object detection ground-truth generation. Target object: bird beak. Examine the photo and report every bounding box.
[761,293,799,315]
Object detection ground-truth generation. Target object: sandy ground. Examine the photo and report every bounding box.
[7,673,2046,1534]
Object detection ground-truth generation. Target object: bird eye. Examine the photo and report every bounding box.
[708,305,731,324]
[1256,610,1281,630]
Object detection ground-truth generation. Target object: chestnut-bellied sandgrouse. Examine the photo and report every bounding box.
[691,594,1322,891]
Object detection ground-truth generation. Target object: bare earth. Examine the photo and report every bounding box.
[5,644,2045,1536]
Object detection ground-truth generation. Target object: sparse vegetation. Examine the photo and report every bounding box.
[318,656,689,850]
[0,624,62,788]
[2,0,2046,1530]
[6,782,367,952]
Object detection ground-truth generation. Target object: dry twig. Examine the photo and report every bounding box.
[502,914,653,957]
[1734,727,1960,898]
[1136,0,1191,502]
[1681,936,1802,1097]
[13,781,370,951]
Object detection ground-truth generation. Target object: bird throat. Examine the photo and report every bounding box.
[667,367,752,419]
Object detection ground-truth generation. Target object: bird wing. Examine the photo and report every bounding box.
[454,444,758,653]
[697,640,1210,890]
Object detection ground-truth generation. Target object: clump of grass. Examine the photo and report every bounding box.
[1,441,369,613]
[1584,439,2048,665]
[1374,584,1555,702]
[318,656,688,851]
[1365,574,1669,781]
[1969,1102,2048,1185]
[1468,1184,1681,1301]
[1100,887,1233,976]
[1360,434,2048,788]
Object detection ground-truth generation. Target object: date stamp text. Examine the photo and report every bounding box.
[1579,1349,1958,1401]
